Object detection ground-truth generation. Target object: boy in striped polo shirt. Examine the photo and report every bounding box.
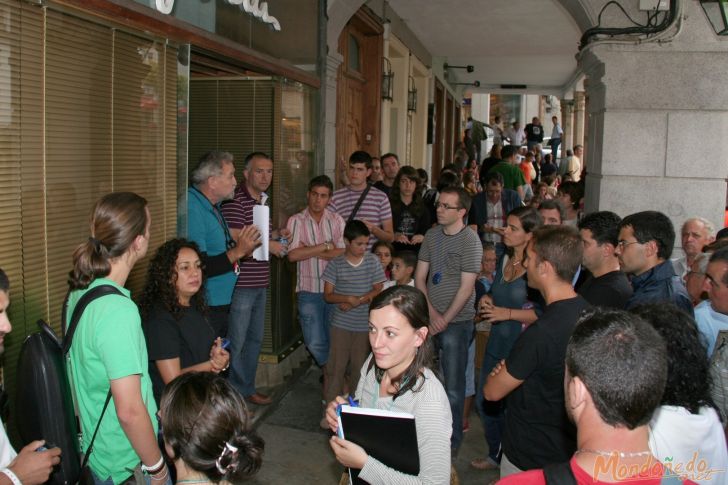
[329,150,394,251]
[322,220,386,426]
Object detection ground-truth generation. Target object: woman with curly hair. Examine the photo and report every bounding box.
[632,304,728,484]
[140,238,230,404]
[389,166,430,254]
[160,372,264,484]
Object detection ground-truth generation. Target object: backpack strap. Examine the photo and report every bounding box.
[61,284,124,355]
[60,284,124,466]
[347,185,372,223]
[543,460,577,485]
[80,390,112,468]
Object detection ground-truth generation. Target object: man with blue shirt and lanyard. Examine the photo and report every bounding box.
[187,150,261,337]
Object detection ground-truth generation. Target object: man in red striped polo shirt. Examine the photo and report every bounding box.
[287,175,345,395]
[221,152,289,405]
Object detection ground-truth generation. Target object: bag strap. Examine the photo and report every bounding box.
[347,185,372,223]
[80,390,112,468]
[61,284,124,467]
[543,460,577,485]
[61,284,124,355]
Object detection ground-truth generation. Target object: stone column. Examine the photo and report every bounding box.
[324,53,343,182]
[560,99,574,166]
[578,0,727,228]
[573,91,586,151]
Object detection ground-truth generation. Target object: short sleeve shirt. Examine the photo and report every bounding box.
[329,186,392,251]
[488,162,526,191]
[221,184,270,288]
[143,304,216,404]
[502,296,591,471]
[66,278,157,483]
[187,187,237,306]
[321,253,386,331]
[578,271,633,309]
[418,226,482,322]
[286,208,346,293]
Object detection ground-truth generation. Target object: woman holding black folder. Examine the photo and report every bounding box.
[326,286,452,484]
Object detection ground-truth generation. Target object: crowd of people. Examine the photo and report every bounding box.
[1,137,728,484]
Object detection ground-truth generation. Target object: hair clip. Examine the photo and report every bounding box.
[215,441,239,474]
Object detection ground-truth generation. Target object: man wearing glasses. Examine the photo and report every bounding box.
[416,187,482,455]
[615,211,693,315]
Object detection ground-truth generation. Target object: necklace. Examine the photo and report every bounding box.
[177,479,212,484]
[576,449,652,458]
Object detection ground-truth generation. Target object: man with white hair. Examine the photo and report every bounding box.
[672,217,716,279]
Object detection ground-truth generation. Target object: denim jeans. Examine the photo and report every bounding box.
[297,291,332,367]
[465,339,475,397]
[551,138,561,163]
[434,319,473,451]
[476,320,522,462]
[228,287,267,397]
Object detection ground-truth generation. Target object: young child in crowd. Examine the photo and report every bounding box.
[464,243,499,433]
[390,250,417,287]
[321,221,386,428]
[372,240,393,281]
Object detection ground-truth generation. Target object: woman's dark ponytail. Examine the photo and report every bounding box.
[68,192,148,289]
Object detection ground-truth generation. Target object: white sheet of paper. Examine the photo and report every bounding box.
[252,205,270,261]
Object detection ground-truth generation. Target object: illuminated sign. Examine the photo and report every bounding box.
[155,0,281,31]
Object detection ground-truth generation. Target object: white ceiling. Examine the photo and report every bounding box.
[387,0,583,92]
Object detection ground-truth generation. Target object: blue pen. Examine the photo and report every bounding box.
[336,397,359,438]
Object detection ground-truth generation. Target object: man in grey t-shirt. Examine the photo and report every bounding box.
[416,187,482,453]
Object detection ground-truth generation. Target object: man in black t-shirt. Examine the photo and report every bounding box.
[484,225,590,478]
[524,116,544,152]
[577,211,633,309]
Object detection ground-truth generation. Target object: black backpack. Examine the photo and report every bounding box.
[15,285,123,485]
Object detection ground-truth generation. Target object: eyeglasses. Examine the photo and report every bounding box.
[435,203,462,211]
[616,240,640,249]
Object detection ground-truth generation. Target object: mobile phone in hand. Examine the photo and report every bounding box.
[221,338,231,351]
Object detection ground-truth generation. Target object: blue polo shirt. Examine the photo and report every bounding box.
[187,187,237,306]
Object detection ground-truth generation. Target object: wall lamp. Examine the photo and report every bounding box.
[407,77,417,113]
[700,0,728,35]
[444,63,474,73]
[382,57,394,101]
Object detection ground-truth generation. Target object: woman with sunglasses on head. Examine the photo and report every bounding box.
[471,206,544,471]
[325,286,452,484]
[139,238,230,406]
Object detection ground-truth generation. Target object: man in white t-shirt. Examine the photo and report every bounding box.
[0,268,61,484]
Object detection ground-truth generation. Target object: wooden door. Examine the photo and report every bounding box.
[445,93,454,163]
[335,10,383,187]
[432,79,444,185]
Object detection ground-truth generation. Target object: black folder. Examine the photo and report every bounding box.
[337,405,419,484]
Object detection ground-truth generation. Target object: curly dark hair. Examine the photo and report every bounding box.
[138,238,207,320]
[630,304,718,416]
